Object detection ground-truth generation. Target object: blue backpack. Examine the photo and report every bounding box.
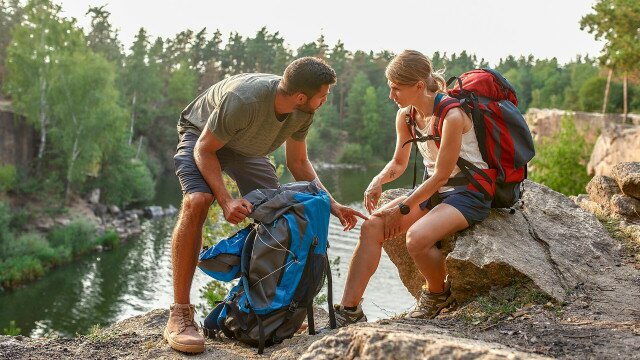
[198,181,336,354]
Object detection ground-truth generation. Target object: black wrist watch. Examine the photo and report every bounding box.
[398,202,410,215]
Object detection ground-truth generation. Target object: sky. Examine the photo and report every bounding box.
[57,0,604,66]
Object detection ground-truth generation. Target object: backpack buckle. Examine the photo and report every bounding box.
[288,301,298,312]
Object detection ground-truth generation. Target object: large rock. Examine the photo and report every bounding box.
[609,194,640,217]
[300,323,550,360]
[610,162,640,200]
[381,181,621,303]
[587,125,640,177]
[585,175,621,207]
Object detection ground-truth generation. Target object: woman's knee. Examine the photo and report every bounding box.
[405,228,436,255]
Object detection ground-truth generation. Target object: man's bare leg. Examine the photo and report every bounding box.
[165,192,213,353]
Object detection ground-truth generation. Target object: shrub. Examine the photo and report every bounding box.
[0,202,14,251]
[0,165,17,192]
[198,280,229,313]
[529,115,594,196]
[47,219,97,257]
[96,230,119,249]
[0,255,44,288]
[2,233,58,263]
[338,143,374,164]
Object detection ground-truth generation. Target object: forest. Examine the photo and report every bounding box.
[0,0,638,208]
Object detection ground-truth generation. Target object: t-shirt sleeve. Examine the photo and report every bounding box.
[290,115,314,141]
[206,93,250,142]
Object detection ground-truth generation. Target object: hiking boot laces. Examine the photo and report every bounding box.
[175,305,199,333]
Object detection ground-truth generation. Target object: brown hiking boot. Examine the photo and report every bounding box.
[405,277,454,319]
[164,303,205,353]
[333,299,367,328]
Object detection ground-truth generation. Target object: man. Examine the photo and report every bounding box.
[164,57,367,353]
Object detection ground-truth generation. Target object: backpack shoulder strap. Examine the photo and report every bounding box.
[432,97,462,148]
[404,106,419,188]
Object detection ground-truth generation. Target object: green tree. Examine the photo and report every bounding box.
[362,86,384,162]
[529,58,567,109]
[167,61,198,108]
[121,28,163,145]
[562,56,599,110]
[221,32,245,74]
[344,71,371,142]
[327,40,350,120]
[84,5,123,66]
[581,0,640,119]
[4,0,84,161]
[578,76,623,112]
[47,50,127,199]
[0,0,22,94]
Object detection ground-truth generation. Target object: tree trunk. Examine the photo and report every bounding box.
[65,118,82,201]
[128,91,137,145]
[37,77,48,160]
[136,135,144,159]
[623,73,628,123]
[602,68,612,114]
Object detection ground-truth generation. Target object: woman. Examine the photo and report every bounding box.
[333,50,493,325]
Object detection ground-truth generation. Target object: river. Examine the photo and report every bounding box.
[0,165,421,337]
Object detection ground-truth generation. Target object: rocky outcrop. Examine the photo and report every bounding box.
[381,181,622,303]
[575,162,640,256]
[0,104,36,171]
[610,162,640,200]
[576,163,640,219]
[300,322,550,360]
[587,124,640,177]
[525,108,640,143]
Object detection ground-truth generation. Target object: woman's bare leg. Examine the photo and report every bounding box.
[341,196,426,307]
[405,203,469,292]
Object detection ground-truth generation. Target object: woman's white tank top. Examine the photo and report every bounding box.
[415,109,488,193]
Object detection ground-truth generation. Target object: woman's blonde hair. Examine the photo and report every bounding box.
[385,50,446,93]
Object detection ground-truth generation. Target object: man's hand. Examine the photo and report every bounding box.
[221,198,253,224]
[372,206,403,240]
[331,202,368,231]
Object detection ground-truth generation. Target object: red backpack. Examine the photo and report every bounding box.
[404,68,535,209]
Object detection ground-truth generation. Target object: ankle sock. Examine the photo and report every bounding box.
[344,305,358,311]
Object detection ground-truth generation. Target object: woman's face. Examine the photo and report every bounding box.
[387,80,418,108]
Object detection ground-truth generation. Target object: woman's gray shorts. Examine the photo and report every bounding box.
[173,132,279,197]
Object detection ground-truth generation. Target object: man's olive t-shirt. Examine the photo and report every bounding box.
[178,73,314,157]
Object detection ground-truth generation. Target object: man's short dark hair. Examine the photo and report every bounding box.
[281,57,337,96]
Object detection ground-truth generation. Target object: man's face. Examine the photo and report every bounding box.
[296,84,331,114]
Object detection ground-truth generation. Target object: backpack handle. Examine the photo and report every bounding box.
[446,76,462,90]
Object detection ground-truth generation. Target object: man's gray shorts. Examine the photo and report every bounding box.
[174,132,279,197]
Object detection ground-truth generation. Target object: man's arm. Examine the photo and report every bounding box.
[194,130,252,224]
[285,137,367,230]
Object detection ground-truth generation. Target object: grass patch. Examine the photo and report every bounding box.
[455,282,555,324]
[2,320,22,336]
[596,214,640,263]
[84,324,116,343]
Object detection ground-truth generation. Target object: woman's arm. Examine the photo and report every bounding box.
[364,108,413,213]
